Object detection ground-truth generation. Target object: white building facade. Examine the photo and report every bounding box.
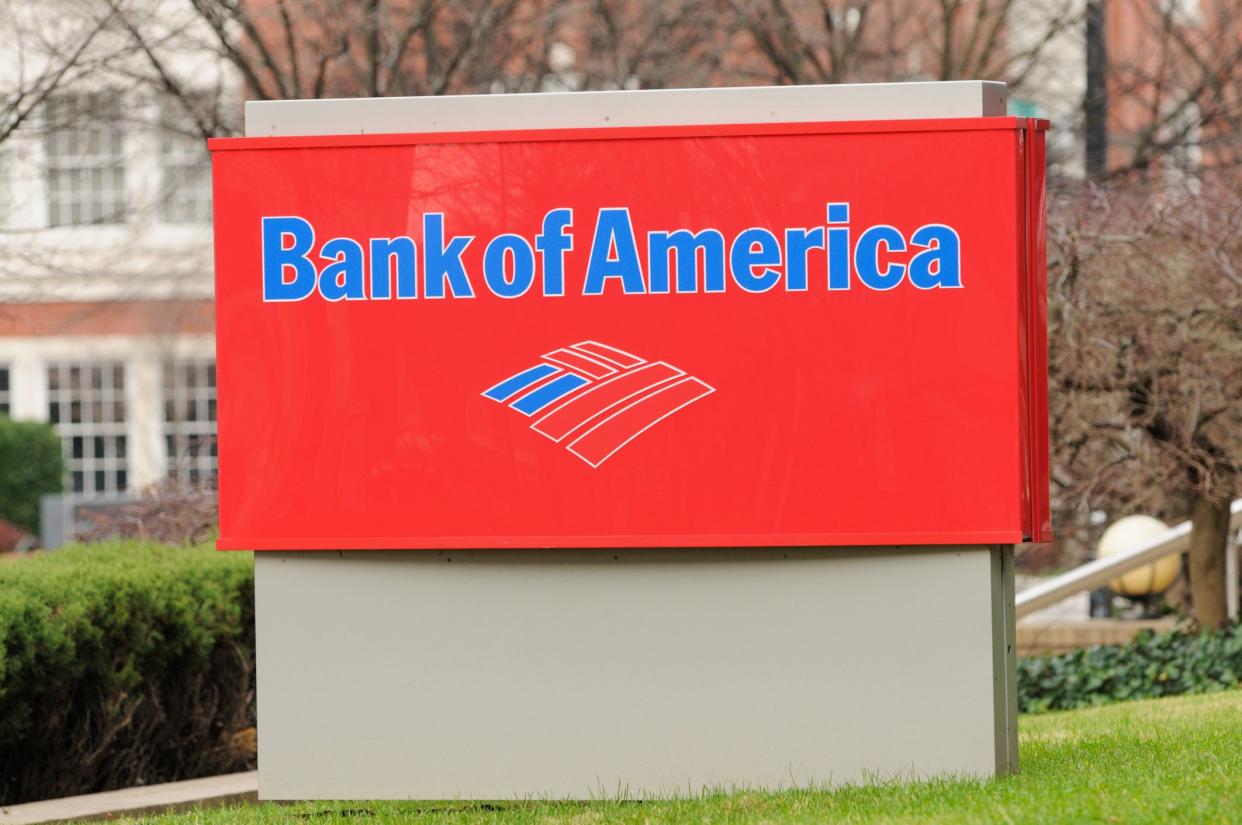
[0,1,234,504]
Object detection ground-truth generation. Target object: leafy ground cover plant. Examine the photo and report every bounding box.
[1018,620,1242,713]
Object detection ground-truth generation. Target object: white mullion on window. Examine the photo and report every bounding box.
[48,361,129,496]
[44,92,126,227]
[158,94,212,224]
[162,358,217,486]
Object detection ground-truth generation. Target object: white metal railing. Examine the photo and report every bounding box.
[1015,498,1242,620]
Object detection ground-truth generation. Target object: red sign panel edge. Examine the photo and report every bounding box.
[211,116,1052,550]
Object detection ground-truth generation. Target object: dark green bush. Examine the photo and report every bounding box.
[1018,621,1242,714]
[0,541,254,805]
[0,418,63,533]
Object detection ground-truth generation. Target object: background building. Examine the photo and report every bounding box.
[1,0,1237,539]
[0,1,231,514]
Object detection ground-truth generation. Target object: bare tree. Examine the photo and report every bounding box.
[1117,1,1242,175]
[106,0,565,135]
[107,0,739,132]
[0,0,127,144]
[0,0,220,305]
[568,0,726,90]
[1083,0,1107,177]
[722,0,1081,90]
[1101,0,1242,176]
[1048,176,1241,627]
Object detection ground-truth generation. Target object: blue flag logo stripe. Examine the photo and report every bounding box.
[510,373,590,415]
[483,363,560,401]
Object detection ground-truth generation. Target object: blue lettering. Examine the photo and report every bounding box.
[827,203,851,291]
[535,208,573,296]
[423,213,475,299]
[369,237,417,299]
[584,208,645,295]
[909,224,963,288]
[854,225,906,291]
[730,228,782,292]
[319,238,365,301]
[647,229,725,293]
[484,234,536,298]
[262,216,316,301]
[784,227,823,291]
[258,207,963,303]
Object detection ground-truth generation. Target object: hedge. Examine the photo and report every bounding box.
[0,417,63,533]
[1018,621,1242,714]
[0,541,254,805]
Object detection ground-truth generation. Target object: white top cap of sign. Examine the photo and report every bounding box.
[245,81,1008,138]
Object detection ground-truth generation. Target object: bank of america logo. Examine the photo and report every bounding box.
[482,341,715,467]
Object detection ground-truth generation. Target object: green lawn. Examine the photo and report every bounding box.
[130,690,1242,825]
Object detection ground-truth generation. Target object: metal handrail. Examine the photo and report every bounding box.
[1015,498,1242,620]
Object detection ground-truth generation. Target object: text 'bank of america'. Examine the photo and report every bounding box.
[260,203,964,302]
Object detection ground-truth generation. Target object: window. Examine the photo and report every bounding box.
[1165,0,1201,23]
[43,93,127,227]
[0,365,10,416]
[163,360,217,485]
[47,362,128,495]
[159,98,212,224]
[1163,102,1202,191]
[0,149,12,226]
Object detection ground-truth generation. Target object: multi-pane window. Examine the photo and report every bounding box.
[159,98,212,224]
[47,362,128,495]
[1166,0,1201,23]
[1163,102,1202,190]
[44,93,127,227]
[163,360,217,485]
[0,365,10,416]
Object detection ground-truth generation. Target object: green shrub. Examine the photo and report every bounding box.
[1018,621,1242,714]
[0,418,63,533]
[0,541,254,805]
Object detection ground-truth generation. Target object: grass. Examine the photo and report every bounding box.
[128,690,1242,825]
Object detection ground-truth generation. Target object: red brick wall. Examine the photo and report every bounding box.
[0,300,215,338]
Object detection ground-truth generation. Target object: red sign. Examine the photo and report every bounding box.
[209,117,1050,550]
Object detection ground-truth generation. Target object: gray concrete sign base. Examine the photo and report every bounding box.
[256,546,1018,799]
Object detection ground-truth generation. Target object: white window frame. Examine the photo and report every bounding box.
[162,358,217,485]
[158,96,213,224]
[43,92,128,227]
[47,361,129,495]
[1165,0,1201,24]
[1162,101,1202,193]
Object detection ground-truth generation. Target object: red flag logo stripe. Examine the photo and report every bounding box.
[567,377,715,467]
[533,361,685,442]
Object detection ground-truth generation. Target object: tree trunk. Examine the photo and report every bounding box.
[1084,0,1109,178]
[1188,494,1231,630]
